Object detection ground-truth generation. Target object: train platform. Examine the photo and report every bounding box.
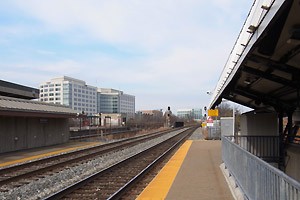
[0,141,101,168]
[0,127,234,199]
[137,127,234,200]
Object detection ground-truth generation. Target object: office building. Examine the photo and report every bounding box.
[97,88,135,119]
[177,108,202,121]
[39,76,97,115]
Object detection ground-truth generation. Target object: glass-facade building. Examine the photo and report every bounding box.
[97,88,135,119]
[177,108,202,120]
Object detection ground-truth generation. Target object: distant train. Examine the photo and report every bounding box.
[173,121,184,128]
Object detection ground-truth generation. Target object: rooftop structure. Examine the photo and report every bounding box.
[0,80,39,100]
[0,95,77,118]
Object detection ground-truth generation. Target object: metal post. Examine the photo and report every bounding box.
[233,107,235,138]
[79,116,82,131]
[278,111,285,171]
[110,117,112,134]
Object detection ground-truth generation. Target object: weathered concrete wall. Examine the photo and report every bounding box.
[0,116,69,153]
[240,112,278,136]
[286,145,300,182]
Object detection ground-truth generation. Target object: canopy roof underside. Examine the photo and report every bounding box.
[210,0,300,114]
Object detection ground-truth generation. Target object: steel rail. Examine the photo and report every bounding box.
[107,127,196,200]
[0,128,175,187]
[44,127,195,199]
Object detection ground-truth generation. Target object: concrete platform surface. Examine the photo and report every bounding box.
[0,141,101,168]
[138,139,234,200]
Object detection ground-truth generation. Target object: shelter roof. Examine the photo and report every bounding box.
[209,1,300,114]
[0,96,77,118]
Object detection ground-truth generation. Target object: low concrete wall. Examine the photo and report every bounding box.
[0,116,69,153]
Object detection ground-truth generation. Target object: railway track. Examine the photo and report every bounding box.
[0,128,176,190]
[45,126,196,200]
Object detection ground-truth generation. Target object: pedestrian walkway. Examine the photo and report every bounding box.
[138,127,233,200]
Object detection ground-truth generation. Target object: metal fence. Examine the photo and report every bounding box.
[226,135,280,163]
[222,136,300,200]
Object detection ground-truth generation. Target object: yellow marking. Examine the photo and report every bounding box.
[137,140,193,200]
[0,142,100,168]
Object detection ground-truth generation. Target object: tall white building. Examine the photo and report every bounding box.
[97,88,135,119]
[39,76,97,115]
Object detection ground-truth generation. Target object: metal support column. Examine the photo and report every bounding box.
[278,111,285,171]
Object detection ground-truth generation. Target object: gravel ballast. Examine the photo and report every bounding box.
[0,128,188,200]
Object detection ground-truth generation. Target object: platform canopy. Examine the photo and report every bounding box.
[0,80,39,100]
[209,0,300,114]
[0,95,77,118]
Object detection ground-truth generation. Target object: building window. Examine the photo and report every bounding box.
[55,88,61,91]
[55,84,61,86]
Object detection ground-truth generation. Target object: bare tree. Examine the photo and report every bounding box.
[217,102,242,132]
[217,102,241,117]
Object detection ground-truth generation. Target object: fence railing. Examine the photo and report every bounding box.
[226,135,280,163]
[222,136,300,200]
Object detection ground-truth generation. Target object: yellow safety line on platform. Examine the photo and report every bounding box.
[137,140,193,200]
[0,142,100,168]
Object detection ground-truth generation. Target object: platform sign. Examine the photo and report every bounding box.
[207,117,214,127]
[208,109,219,117]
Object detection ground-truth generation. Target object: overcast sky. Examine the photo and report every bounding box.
[0,0,252,112]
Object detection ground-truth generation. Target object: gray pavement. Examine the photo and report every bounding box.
[166,128,234,200]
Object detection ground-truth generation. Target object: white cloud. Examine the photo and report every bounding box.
[1,0,253,110]
[10,1,250,50]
